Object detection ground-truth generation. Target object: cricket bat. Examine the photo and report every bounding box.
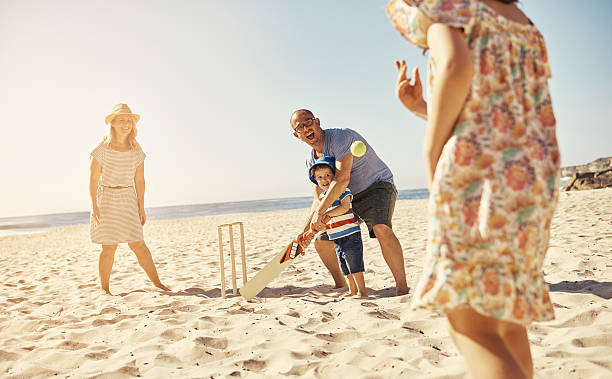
[239,217,329,301]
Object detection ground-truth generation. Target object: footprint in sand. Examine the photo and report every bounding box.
[366,309,400,320]
[154,352,182,366]
[360,301,377,308]
[115,365,141,377]
[99,307,121,315]
[176,305,200,312]
[160,328,187,342]
[7,297,27,304]
[312,349,331,358]
[84,348,117,360]
[285,310,300,318]
[290,351,307,359]
[56,340,88,351]
[571,335,612,348]
[194,336,228,350]
[241,358,267,371]
[0,350,20,361]
[555,308,602,328]
[282,363,310,376]
[314,330,360,343]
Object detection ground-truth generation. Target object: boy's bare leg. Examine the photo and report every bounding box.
[99,244,118,295]
[314,239,347,288]
[352,272,368,298]
[372,224,408,295]
[344,274,357,297]
[128,241,170,291]
[447,306,528,379]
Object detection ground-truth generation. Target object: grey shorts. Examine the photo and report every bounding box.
[316,181,397,240]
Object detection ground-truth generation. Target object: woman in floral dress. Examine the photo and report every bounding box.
[387,0,560,377]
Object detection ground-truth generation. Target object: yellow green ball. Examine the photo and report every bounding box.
[350,140,366,157]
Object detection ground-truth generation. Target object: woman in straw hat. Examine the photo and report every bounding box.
[89,103,170,294]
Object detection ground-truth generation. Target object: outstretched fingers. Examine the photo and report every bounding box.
[412,66,421,87]
[395,59,407,82]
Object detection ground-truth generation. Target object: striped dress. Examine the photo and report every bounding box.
[320,189,360,239]
[90,142,146,244]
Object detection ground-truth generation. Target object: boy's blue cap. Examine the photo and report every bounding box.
[309,155,336,184]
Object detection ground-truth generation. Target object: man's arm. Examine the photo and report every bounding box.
[296,183,325,249]
[313,153,352,224]
[324,195,351,217]
[301,184,323,233]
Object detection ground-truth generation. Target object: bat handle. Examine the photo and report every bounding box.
[303,215,331,239]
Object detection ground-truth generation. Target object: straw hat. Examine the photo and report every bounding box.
[105,103,140,125]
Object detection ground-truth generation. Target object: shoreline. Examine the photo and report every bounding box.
[0,188,430,238]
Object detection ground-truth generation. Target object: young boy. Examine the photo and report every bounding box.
[309,156,367,297]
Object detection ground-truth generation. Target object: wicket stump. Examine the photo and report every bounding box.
[217,222,247,298]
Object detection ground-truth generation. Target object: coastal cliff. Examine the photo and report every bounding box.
[562,156,612,191]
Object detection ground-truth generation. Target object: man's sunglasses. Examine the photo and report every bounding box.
[293,117,315,133]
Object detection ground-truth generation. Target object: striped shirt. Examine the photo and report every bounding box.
[91,142,146,187]
[319,189,360,240]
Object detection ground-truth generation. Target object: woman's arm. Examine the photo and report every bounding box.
[423,23,474,189]
[134,162,146,225]
[89,157,102,223]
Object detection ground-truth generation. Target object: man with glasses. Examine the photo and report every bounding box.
[291,109,408,296]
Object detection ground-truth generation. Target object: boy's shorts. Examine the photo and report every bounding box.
[334,231,364,275]
[316,181,397,240]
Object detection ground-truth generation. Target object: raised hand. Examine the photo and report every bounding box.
[395,60,427,117]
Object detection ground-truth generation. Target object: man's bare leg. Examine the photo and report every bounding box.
[314,239,347,288]
[372,224,408,295]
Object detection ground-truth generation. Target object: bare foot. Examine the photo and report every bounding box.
[333,281,348,289]
[396,286,410,296]
[100,287,112,295]
[343,292,357,297]
[156,283,171,291]
[359,293,369,298]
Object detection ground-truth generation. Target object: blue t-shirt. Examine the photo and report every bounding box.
[306,128,393,194]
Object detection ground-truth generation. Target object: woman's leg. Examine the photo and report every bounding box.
[127,241,170,291]
[99,244,118,294]
[447,306,528,379]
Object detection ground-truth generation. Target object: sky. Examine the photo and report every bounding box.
[1,0,611,218]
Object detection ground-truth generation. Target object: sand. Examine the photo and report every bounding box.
[1,189,610,378]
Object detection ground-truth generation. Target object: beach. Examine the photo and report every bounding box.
[0,189,610,378]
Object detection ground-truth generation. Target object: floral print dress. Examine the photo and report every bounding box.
[387,0,560,325]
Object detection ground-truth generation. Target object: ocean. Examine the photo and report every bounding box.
[0,188,429,238]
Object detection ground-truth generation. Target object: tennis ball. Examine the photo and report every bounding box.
[350,140,366,157]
